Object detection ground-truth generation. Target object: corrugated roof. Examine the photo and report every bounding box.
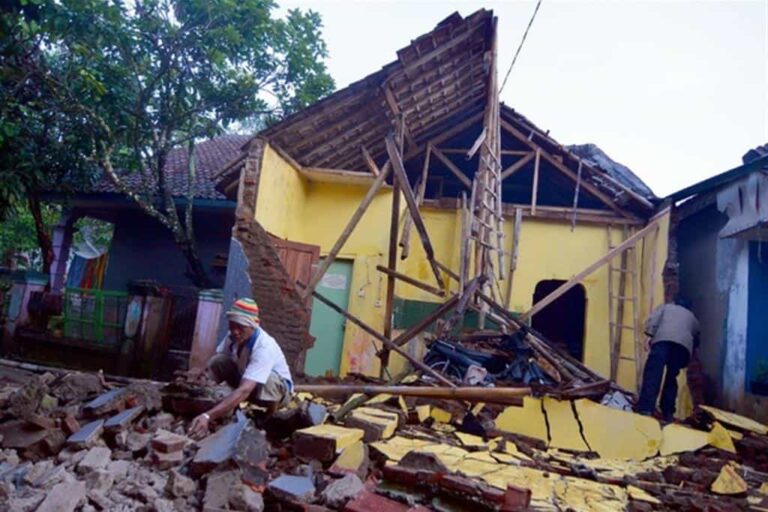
[93,134,250,201]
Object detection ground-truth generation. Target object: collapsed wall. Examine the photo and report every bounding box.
[230,139,314,372]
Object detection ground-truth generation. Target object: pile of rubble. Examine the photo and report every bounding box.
[1,361,768,512]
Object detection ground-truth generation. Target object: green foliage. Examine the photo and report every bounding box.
[0,202,59,270]
[0,0,334,286]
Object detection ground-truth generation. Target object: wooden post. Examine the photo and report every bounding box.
[531,149,541,216]
[301,163,392,300]
[310,288,456,387]
[637,224,661,390]
[504,207,523,309]
[385,134,445,289]
[400,144,432,259]
[519,208,670,322]
[381,165,400,376]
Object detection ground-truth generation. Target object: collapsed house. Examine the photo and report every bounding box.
[210,9,675,406]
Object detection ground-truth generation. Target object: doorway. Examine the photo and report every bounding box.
[531,280,587,361]
[305,259,353,376]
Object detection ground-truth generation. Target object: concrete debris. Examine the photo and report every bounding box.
[36,480,86,512]
[268,473,316,503]
[0,362,766,512]
[321,474,365,508]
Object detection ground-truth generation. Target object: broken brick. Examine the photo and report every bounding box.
[151,429,190,453]
[36,480,86,512]
[152,449,184,470]
[77,447,112,474]
[501,484,532,512]
[61,415,80,437]
[344,407,399,442]
[0,420,50,449]
[329,441,369,480]
[343,490,411,512]
[294,425,364,463]
[23,413,57,430]
[321,474,365,508]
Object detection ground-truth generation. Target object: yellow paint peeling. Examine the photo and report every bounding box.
[553,477,629,512]
[575,399,661,460]
[413,405,431,423]
[495,397,549,443]
[708,422,737,453]
[455,432,486,449]
[700,405,768,435]
[430,407,452,423]
[543,398,589,452]
[659,423,709,456]
[348,407,399,440]
[331,441,365,473]
[370,436,435,462]
[296,425,364,453]
[711,463,748,495]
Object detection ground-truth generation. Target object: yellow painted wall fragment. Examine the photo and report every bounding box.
[543,398,589,452]
[553,477,629,512]
[370,436,435,462]
[295,424,364,453]
[495,397,549,443]
[455,432,486,449]
[471,402,485,416]
[413,405,431,423]
[727,428,743,441]
[627,485,661,504]
[575,399,661,460]
[711,463,748,495]
[330,441,365,473]
[708,422,737,453]
[659,423,709,456]
[347,407,399,440]
[700,405,768,435]
[482,466,558,504]
[431,407,452,424]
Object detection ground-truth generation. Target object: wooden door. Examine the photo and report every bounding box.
[269,235,320,295]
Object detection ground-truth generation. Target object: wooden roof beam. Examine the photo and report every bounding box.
[500,119,639,220]
[432,147,472,188]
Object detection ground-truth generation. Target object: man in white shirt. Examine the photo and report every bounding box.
[189,298,293,437]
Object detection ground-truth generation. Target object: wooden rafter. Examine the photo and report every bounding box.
[432,148,472,188]
[500,119,639,220]
[385,134,445,290]
[500,152,535,180]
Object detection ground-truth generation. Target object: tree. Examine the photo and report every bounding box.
[1,0,334,287]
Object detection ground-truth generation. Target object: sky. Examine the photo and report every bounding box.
[278,0,768,197]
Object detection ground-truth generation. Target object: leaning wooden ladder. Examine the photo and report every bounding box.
[607,225,641,382]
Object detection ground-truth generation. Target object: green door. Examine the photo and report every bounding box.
[305,260,352,376]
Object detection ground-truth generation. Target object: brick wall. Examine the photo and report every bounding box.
[232,139,314,371]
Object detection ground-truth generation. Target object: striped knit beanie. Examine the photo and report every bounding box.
[226,298,260,329]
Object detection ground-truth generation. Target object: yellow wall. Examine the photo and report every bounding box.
[254,143,675,399]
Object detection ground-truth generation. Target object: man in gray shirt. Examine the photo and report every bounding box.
[637,296,700,421]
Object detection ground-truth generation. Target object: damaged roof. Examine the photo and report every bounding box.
[253,9,656,214]
[93,134,250,201]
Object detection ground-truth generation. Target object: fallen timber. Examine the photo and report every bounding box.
[295,384,532,404]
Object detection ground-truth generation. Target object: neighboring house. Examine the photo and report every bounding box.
[666,144,768,422]
[8,135,248,375]
[213,10,671,401]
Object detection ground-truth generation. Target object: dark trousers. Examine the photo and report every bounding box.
[637,341,690,418]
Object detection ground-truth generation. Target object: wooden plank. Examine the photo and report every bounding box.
[400,144,431,259]
[504,207,522,309]
[638,224,660,390]
[500,152,535,180]
[432,148,472,188]
[385,134,445,290]
[267,141,304,171]
[295,384,531,404]
[376,265,445,298]
[500,119,639,220]
[308,288,456,387]
[466,127,487,160]
[519,207,670,322]
[531,149,541,216]
[301,163,392,300]
[402,111,484,162]
[361,146,380,177]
